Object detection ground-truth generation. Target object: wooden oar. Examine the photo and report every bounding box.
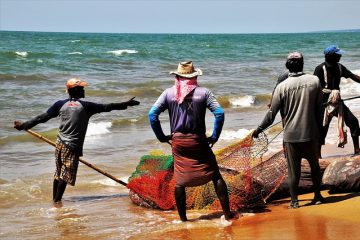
[26,129,128,187]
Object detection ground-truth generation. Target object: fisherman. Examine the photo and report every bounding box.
[148,61,235,221]
[14,78,140,205]
[313,45,360,156]
[252,52,325,208]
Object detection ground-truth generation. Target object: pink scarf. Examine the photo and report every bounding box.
[174,78,198,104]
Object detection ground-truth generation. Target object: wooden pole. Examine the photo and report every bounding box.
[26,129,128,187]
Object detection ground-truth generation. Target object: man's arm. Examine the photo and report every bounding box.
[341,65,360,84]
[148,106,169,143]
[105,98,140,111]
[87,98,140,115]
[350,74,360,84]
[253,87,281,137]
[14,112,53,130]
[206,90,225,146]
[14,100,63,131]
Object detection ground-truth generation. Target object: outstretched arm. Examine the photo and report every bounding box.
[14,112,53,131]
[350,74,360,84]
[104,97,140,111]
[253,88,281,138]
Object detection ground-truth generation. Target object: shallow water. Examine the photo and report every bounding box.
[1,31,360,239]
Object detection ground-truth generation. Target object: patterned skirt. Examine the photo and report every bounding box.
[54,138,79,186]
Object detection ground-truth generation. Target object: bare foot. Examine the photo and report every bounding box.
[225,211,239,221]
[53,201,63,208]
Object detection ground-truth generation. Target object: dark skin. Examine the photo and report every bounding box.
[14,86,140,204]
[326,54,360,83]
[175,173,235,221]
[324,54,360,154]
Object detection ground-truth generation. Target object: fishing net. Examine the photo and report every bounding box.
[128,131,287,211]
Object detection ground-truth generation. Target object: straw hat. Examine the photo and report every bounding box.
[169,61,203,78]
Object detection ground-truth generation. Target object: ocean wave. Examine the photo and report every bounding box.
[91,178,128,186]
[341,69,360,97]
[224,94,271,108]
[112,115,148,126]
[86,122,112,137]
[87,58,121,64]
[69,40,81,43]
[68,52,83,55]
[107,49,138,56]
[229,95,255,107]
[219,129,251,140]
[0,73,50,82]
[15,51,28,57]
[0,129,58,146]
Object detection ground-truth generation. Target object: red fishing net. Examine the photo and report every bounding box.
[128,131,287,210]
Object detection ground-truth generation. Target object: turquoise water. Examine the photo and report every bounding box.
[0,31,359,239]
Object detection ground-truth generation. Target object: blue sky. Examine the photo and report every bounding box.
[1,0,359,33]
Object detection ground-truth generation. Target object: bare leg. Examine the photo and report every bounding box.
[174,186,187,221]
[352,136,360,155]
[53,179,59,201]
[212,172,234,220]
[54,179,67,203]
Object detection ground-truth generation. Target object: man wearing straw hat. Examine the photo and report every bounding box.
[14,78,139,205]
[252,52,325,208]
[148,61,235,221]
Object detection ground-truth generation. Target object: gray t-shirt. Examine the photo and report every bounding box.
[47,99,111,154]
[258,73,322,142]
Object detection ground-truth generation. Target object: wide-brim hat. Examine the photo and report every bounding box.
[169,61,203,78]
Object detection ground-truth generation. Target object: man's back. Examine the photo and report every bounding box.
[272,74,322,142]
[153,86,220,135]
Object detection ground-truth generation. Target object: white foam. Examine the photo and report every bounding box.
[229,95,255,107]
[220,128,251,140]
[107,49,138,56]
[219,215,233,226]
[70,40,81,43]
[91,178,119,186]
[15,51,28,57]
[86,121,112,137]
[68,52,83,55]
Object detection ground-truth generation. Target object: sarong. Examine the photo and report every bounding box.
[54,138,79,186]
[172,133,219,187]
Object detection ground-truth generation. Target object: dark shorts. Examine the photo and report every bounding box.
[54,138,79,186]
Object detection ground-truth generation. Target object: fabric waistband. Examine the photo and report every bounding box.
[172,132,206,139]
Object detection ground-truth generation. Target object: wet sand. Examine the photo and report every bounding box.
[136,190,360,240]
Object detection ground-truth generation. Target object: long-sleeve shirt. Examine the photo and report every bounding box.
[148,87,224,142]
[257,73,323,143]
[22,99,127,155]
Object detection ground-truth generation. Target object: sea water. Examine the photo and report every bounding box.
[0,31,359,239]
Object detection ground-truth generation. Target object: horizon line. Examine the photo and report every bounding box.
[1,29,360,35]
